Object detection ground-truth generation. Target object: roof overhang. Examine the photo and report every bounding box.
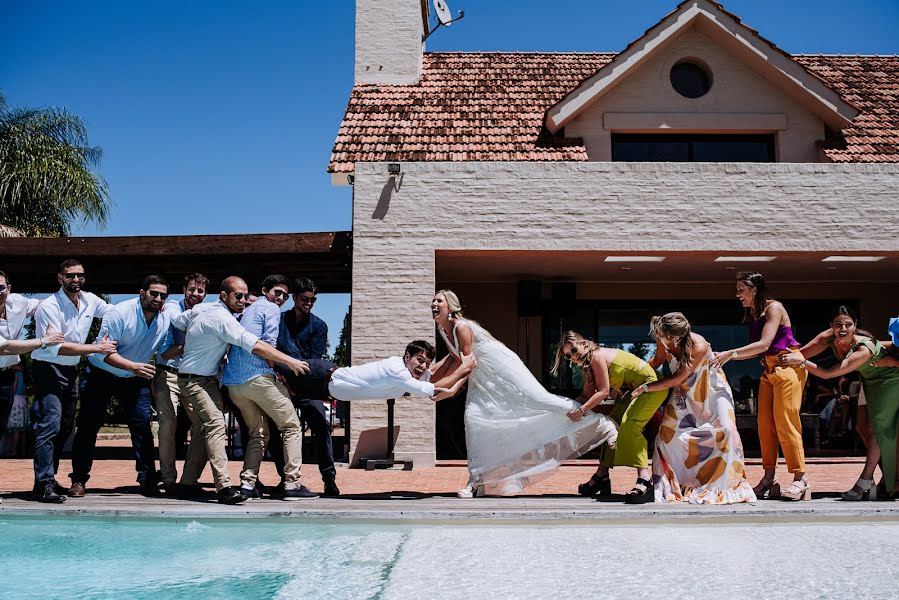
[545,0,860,133]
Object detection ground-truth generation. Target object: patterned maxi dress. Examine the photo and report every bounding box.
[652,348,756,504]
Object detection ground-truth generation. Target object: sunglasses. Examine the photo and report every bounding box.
[298,296,317,304]
[147,290,169,300]
[63,272,86,280]
[271,289,289,298]
[231,292,247,301]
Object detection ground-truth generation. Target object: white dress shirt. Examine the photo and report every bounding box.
[32,288,113,366]
[88,297,171,378]
[328,356,435,401]
[0,293,41,369]
[173,300,259,377]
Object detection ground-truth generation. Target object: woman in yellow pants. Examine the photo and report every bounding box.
[553,331,668,504]
[712,272,809,501]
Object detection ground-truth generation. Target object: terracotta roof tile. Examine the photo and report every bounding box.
[329,53,899,172]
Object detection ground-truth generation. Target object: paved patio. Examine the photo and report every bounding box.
[2,455,896,522]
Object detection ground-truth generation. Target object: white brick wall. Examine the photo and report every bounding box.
[355,0,424,85]
[349,161,899,465]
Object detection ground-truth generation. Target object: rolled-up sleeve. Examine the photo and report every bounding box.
[218,314,259,353]
[34,304,63,358]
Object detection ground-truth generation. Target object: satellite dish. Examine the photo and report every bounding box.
[434,0,453,26]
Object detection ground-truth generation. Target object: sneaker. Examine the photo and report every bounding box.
[68,482,86,498]
[38,482,66,504]
[240,486,261,500]
[283,485,319,500]
[217,487,248,505]
[322,481,340,498]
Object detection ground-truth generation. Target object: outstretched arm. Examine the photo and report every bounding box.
[431,324,476,388]
[633,339,708,398]
[780,345,872,379]
[711,303,787,368]
[568,352,611,421]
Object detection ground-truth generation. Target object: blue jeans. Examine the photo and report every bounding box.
[32,361,79,486]
[70,367,156,485]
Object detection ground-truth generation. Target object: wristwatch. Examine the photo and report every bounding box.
[731,351,738,359]
[39,337,48,350]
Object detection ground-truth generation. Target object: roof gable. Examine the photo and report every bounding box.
[544,0,860,133]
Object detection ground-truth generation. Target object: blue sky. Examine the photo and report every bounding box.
[3,0,898,347]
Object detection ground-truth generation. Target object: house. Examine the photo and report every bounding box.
[331,0,899,467]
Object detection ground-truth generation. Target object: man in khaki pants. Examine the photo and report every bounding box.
[152,273,209,496]
[172,276,310,505]
[222,275,319,500]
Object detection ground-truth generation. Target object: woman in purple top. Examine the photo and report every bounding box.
[711,272,810,500]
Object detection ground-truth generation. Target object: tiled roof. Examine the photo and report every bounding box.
[329,52,899,172]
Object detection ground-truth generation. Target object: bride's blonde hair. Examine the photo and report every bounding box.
[649,312,694,367]
[551,331,601,388]
[435,289,464,321]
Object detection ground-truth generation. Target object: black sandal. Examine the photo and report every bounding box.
[578,473,611,497]
[624,477,654,504]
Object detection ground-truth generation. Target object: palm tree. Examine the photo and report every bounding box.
[0,90,110,236]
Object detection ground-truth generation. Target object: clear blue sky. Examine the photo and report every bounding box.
[3,0,897,347]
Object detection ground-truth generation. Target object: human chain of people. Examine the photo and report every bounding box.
[1,264,897,505]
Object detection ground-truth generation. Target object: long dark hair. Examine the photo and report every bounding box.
[737,271,772,323]
[829,305,875,339]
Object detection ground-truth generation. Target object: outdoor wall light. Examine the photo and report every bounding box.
[604,256,666,262]
[387,163,402,176]
[821,256,885,262]
[714,256,777,262]
[346,174,355,186]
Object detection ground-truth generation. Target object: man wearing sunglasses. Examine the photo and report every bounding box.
[172,276,311,505]
[222,274,318,500]
[68,275,172,498]
[276,277,340,496]
[31,259,117,503]
[153,273,210,497]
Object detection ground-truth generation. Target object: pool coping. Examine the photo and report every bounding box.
[2,496,898,524]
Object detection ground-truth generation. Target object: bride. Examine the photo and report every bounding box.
[430,290,618,498]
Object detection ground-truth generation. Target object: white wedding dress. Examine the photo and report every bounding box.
[440,319,618,496]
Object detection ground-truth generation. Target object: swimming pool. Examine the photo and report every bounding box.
[1,517,896,599]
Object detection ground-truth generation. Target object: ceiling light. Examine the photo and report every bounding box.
[604,256,666,262]
[714,256,777,262]
[821,256,885,262]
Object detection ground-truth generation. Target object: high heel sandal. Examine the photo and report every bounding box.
[781,478,811,501]
[457,482,486,498]
[752,477,781,499]
[578,473,612,497]
[623,477,654,505]
[841,478,876,501]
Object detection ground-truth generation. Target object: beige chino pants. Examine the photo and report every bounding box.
[177,374,232,491]
[152,368,208,486]
[228,374,303,490]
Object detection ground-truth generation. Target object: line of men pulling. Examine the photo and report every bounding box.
[0,260,471,504]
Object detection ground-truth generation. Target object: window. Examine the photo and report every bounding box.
[670,61,712,98]
[612,134,775,162]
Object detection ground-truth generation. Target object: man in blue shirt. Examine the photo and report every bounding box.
[276,277,339,496]
[222,274,318,500]
[68,275,171,497]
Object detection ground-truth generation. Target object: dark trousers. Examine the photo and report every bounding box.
[0,369,16,440]
[70,368,156,485]
[32,361,78,486]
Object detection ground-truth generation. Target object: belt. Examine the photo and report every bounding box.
[158,364,180,374]
[177,373,215,380]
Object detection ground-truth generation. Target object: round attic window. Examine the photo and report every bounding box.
[670,61,712,98]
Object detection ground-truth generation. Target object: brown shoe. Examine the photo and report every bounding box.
[68,482,86,498]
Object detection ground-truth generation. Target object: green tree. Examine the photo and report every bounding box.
[332,308,351,367]
[629,340,652,361]
[0,90,111,236]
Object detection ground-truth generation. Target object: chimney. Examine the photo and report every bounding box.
[355,0,427,85]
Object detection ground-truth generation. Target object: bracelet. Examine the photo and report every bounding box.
[731,351,739,359]
[799,359,808,368]
[641,383,650,393]
[578,407,587,416]
[39,337,46,349]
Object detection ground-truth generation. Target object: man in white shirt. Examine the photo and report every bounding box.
[172,276,310,505]
[327,340,472,403]
[31,259,117,503]
[0,270,64,456]
[68,275,173,498]
[152,273,210,496]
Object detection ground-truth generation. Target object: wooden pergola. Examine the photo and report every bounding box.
[0,231,352,294]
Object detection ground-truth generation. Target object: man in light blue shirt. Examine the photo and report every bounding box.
[223,274,318,500]
[68,275,171,497]
[151,273,210,495]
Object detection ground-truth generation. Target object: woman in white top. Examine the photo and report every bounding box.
[430,290,618,498]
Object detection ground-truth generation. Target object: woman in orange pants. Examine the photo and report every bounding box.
[711,272,809,501]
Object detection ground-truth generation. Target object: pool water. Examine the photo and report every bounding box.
[1,517,897,599]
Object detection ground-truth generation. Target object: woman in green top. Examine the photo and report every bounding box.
[781,306,899,498]
[553,331,669,504]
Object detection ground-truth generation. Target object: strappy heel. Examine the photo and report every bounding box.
[753,477,781,499]
[841,478,876,501]
[578,473,611,497]
[623,477,654,504]
[457,482,485,498]
[781,478,811,501]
